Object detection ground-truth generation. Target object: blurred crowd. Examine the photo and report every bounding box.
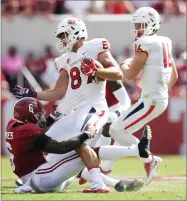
[2,0,186,18]
[2,44,186,103]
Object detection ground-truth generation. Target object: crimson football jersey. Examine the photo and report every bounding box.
[6,119,47,178]
[105,82,119,108]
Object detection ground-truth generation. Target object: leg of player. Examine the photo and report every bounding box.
[109,99,167,184]
[79,125,153,187]
[28,151,84,193]
[45,105,109,193]
[78,127,141,186]
[100,135,140,174]
[60,126,150,192]
[81,168,144,192]
[58,176,76,192]
[75,144,109,193]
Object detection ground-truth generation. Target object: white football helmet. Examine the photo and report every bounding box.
[131,7,161,39]
[55,18,88,53]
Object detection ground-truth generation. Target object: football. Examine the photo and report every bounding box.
[82,58,104,81]
[82,58,92,65]
[82,58,104,69]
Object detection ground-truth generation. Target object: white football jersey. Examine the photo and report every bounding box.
[133,35,173,98]
[55,38,110,114]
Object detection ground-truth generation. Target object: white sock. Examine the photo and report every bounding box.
[100,160,115,173]
[95,135,112,146]
[117,133,140,146]
[99,145,139,160]
[88,167,104,184]
[82,168,119,187]
[100,141,119,173]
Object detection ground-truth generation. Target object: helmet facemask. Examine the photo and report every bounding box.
[130,7,161,40]
[35,109,47,130]
[55,18,88,53]
[56,32,74,53]
[131,22,147,39]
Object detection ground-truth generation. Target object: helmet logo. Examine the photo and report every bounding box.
[68,19,76,25]
[148,12,154,17]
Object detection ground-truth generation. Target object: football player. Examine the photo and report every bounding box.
[96,7,178,185]
[6,98,153,193]
[13,17,123,192]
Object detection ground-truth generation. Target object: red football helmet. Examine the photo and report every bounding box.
[14,97,46,129]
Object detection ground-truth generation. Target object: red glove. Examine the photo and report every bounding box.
[81,59,97,76]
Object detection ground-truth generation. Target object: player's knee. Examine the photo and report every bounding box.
[30,176,57,193]
[80,144,100,167]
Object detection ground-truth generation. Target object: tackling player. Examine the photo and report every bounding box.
[6,98,153,193]
[13,17,124,192]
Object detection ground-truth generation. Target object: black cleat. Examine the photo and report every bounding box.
[115,180,144,192]
[138,125,152,158]
[115,180,126,192]
[15,178,23,187]
[126,179,144,191]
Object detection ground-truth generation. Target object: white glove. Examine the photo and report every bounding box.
[107,112,119,123]
[84,123,97,139]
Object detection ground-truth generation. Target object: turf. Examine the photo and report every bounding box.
[2,156,186,200]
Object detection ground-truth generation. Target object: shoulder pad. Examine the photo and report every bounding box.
[55,53,69,72]
[87,38,110,58]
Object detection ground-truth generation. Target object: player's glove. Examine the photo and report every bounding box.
[107,111,120,123]
[84,123,97,139]
[13,84,37,99]
[81,59,97,77]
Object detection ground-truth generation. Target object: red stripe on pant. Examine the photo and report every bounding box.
[124,105,155,130]
[36,154,79,174]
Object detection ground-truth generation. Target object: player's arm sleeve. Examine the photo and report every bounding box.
[29,133,89,154]
[55,56,67,73]
[133,38,150,56]
[92,38,111,58]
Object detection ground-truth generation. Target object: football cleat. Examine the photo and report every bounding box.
[115,179,144,192]
[15,178,23,187]
[114,180,126,192]
[126,179,144,191]
[138,125,152,158]
[83,182,110,193]
[144,156,162,185]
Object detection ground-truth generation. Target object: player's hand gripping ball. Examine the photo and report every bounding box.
[81,58,97,76]
[81,58,104,81]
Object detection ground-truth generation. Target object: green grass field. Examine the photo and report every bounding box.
[2,156,186,200]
